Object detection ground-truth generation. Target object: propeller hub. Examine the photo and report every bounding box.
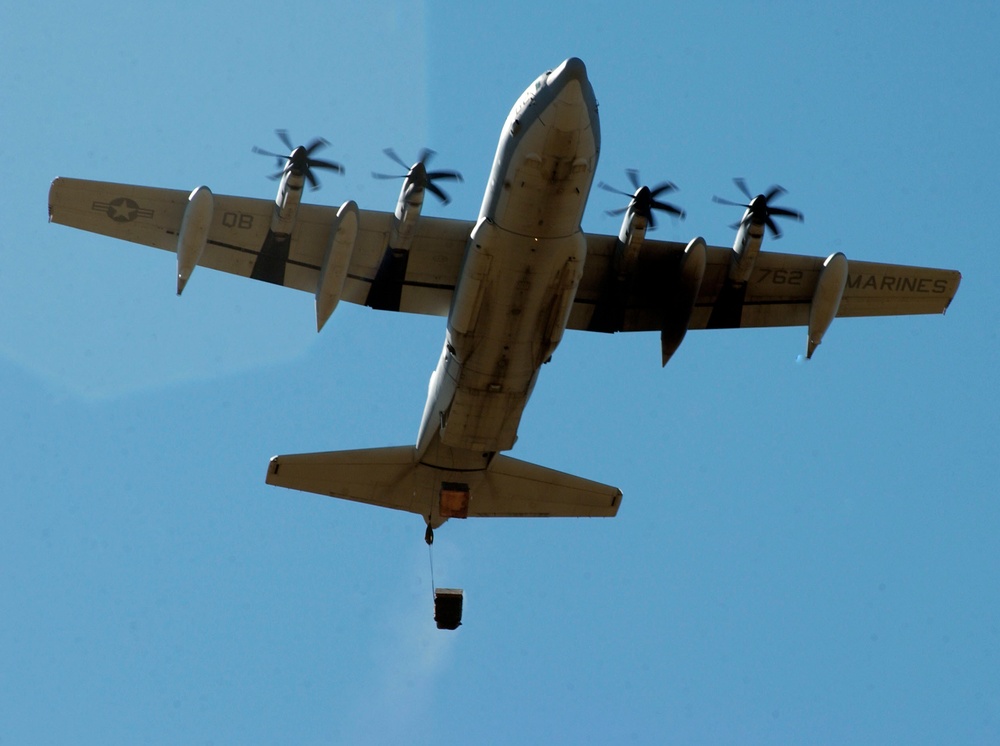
[288,146,310,173]
[748,194,769,222]
[409,161,428,185]
[629,186,653,218]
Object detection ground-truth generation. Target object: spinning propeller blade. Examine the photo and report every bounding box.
[712,178,803,238]
[252,130,344,190]
[597,168,684,229]
[371,148,463,205]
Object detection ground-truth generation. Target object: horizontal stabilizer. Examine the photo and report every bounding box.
[476,454,622,518]
[265,447,622,522]
[266,445,425,515]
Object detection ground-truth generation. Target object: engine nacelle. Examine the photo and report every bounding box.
[315,201,360,331]
[388,173,428,251]
[271,166,306,235]
[728,213,765,284]
[614,206,649,280]
[176,186,214,295]
[807,252,849,358]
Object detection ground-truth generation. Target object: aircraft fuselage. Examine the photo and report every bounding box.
[416,58,600,471]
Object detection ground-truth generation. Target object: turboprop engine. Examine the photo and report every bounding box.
[598,169,685,280]
[252,130,344,235]
[712,179,803,283]
[372,148,462,251]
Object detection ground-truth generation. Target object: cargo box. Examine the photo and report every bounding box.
[434,588,464,630]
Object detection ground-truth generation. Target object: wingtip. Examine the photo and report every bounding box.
[48,177,63,223]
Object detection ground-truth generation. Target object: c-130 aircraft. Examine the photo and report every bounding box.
[49,58,960,546]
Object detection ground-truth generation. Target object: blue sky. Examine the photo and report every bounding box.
[2,1,998,743]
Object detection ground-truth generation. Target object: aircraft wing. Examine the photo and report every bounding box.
[47,177,472,317]
[50,179,960,335]
[567,234,961,333]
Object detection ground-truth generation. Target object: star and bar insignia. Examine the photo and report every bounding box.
[91,197,154,223]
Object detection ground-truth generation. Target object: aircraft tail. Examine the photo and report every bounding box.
[265,446,622,526]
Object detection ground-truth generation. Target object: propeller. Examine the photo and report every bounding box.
[371,148,463,205]
[712,178,803,239]
[598,168,685,229]
[252,129,344,190]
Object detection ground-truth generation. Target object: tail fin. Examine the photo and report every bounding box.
[266,447,622,525]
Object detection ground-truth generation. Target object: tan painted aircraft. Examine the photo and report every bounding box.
[49,58,960,544]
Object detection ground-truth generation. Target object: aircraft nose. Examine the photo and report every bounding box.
[548,57,587,83]
[546,57,588,97]
[545,57,592,111]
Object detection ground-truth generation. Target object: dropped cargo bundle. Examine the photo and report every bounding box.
[434,588,463,630]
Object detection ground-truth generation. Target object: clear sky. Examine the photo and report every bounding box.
[2,1,998,743]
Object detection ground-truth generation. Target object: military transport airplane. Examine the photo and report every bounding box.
[48,58,960,544]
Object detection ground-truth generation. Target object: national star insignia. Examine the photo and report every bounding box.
[91,197,154,223]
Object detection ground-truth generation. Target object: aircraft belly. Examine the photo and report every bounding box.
[442,387,531,454]
[440,230,585,453]
[426,57,600,456]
